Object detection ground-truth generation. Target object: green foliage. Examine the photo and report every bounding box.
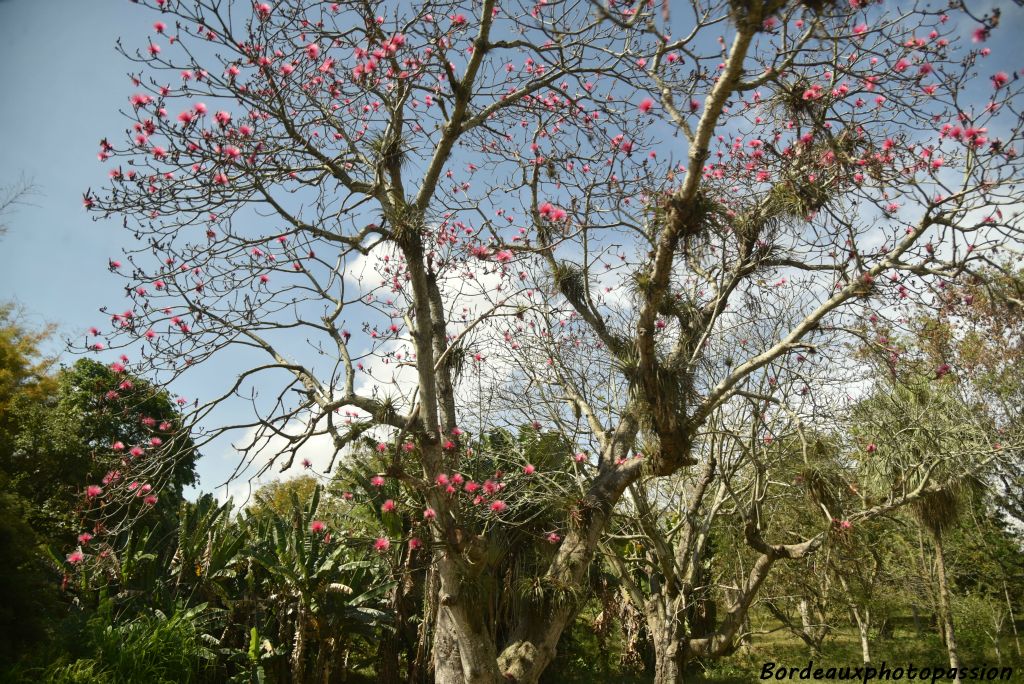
[37,600,220,684]
[0,482,57,663]
[2,307,1021,683]
[0,304,57,453]
[3,356,199,548]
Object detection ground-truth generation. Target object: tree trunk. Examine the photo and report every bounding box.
[434,447,642,683]
[433,558,505,684]
[652,628,687,684]
[932,528,962,683]
[291,601,307,684]
[1004,580,1022,659]
[413,561,439,683]
[376,628,401,684]
[433,606,467,684]
[798,598,827,652]
[313,636,334,684]
[379,544,421,684]
[855,608,871,666]
[647,601,687,684]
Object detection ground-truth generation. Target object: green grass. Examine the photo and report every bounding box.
[543,611,1023,683]
[697,622,1022,683]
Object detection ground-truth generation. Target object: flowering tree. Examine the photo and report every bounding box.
[85,0,1023,681]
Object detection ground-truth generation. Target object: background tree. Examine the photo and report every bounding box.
[0,176,35,237]
[912,268,1024,526]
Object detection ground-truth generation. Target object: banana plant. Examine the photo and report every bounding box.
[247,484,393,683]
[171,494,248,605]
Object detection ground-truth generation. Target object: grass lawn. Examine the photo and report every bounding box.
[544,612,1023,683]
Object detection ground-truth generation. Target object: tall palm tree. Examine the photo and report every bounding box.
[852,375,992,684]
[913,489,963,676]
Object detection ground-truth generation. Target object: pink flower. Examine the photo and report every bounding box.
[370,475,386,487]
[381,499,396,513]
[638,98,654,113]
[423,507,437,521]
[78,532,93,544]
[374,537,391,552]
[302,458,312,469]
[306,43,320,60]
[67,550,85,564]
[112,441,125,452]
[143,495,159,505]
[451,14,466,26]
[972,27,988,43]
[866,443,877,454]
[130,446,145,457]
[547,532,561,544]
[495,250,514,263]
[490,500,507,514]
[839,520,852,530]
[310,520,326,533]
[86,485,103,499]
[523,464,535,475]
[256,3,272,18]
[215,110,232,126]
[992,72,1010,89]
[153,21,166,33]
[149,43,161,56]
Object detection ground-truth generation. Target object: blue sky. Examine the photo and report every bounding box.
[0,0,150,336]
[0,0,262,496]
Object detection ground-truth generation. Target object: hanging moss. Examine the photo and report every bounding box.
[367,131,409,172]
[664,189,723,241]
[913,489,961,536]
[552,261,586,305]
